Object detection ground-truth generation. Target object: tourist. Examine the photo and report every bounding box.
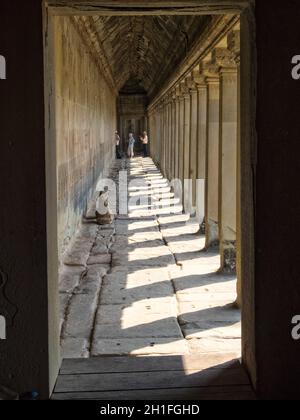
[127,132,135,159]
[141,131,149,157]
[115,131,121,159]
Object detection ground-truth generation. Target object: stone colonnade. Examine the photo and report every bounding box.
[148,26,241,300]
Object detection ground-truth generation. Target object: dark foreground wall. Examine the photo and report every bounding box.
[1,0,300,399]
[255,0,300,399]
[0,1,50,397]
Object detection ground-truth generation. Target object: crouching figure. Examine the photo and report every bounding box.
[95,190,114,225]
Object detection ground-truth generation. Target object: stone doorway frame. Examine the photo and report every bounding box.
[43,0,256,396]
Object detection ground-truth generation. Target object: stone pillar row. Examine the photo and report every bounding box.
[148,29,240,302]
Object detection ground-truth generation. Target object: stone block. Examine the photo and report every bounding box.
[91,338,189,356]
[61,337,90,359]
[63,293,99,339]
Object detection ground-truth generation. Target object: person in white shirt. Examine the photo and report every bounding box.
[141,131,149,157]
[127,132,135,158]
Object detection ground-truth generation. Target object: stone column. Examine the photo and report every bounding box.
[158,102,163,165]
[161,99,167,175]
[164,97,169,177]
[188,75,199,215]
[174,89,180,180]
[204,63,220,249]
[171,92,177,180]
[169,95,175,179]
[228,29,241,305]
[181,81,192,213]
[167,96,172,179]
[215,47,238,273]
[194,68,208,229]
[178,90,185,190]
[157,106,161,164]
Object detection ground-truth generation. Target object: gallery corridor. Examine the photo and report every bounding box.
[60,157,241,358]
[54,157,247,400]
[2,0,300,401]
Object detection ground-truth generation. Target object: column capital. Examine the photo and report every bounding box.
[192,68,207,89]
[164,94,172,105]
[212,47,237,69]
[202,60,220,82]
[171,89,177,102]
[179,80,190,99]
[175,86,181,102]
[186,76,198,95]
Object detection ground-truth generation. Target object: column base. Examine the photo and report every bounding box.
[205,219,219,249]
[221,240,237,274]
[200,218,206,234]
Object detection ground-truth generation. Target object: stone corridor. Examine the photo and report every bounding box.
[59,158,241,361]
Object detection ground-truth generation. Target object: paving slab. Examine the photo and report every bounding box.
[91,338,189,356]
[61,338,90,359]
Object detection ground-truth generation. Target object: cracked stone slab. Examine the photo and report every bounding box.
[178,302,241,324]
[182,322,241,340]
[112,247,175,267]
[63,293,99,339]
[95,299,178,325]
[75,265,107,295]
[61,337,90,359]
[176,291,237,303]
[172,273,237,294]
[188,338,241,355]
[87,254,112,265]
[103,267,171,287]
[62,225,98,266]
[91,338,189,356]
[59,265,87,294]
[59,293,71,331]
[100,280,174,305]
[94,317,183,339]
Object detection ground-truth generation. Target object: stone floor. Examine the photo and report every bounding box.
[59,157,241,359]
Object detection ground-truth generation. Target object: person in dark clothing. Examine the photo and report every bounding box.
[115,131,121,159]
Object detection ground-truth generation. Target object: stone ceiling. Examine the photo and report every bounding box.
[76,15,211,97]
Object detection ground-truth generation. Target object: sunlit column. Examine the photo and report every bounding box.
[174,88,180,180]
[204,62,220,249]
[193,67,207,229]
[161,99,167,176]
[171,92,177,180]
[215,47,238,274]
[178,90,185,190]
[167,95,172,179]
[181,81,191,213]
[187,75,198,215]
[228,29,241,306]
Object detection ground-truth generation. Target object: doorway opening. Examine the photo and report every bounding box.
[44,1,256,399]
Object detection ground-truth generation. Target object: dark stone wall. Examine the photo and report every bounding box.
[0,1,50,398]
[255,0,300,399]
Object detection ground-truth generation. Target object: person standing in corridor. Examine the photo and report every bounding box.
[115,131,121,159]
[141,131,149,158]
[127,132,135,159]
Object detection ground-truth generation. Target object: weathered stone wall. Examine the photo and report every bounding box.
[54,16,117,256]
